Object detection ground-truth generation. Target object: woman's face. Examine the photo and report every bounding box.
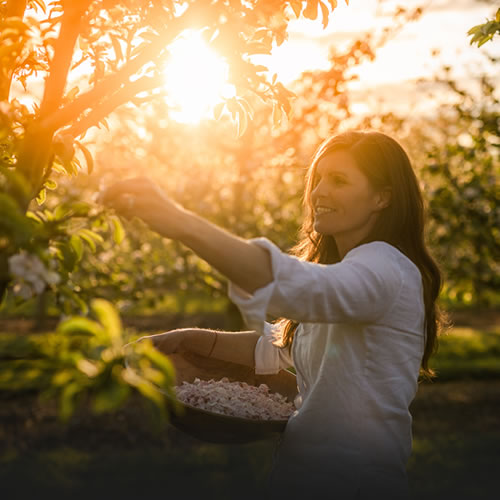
[310,149,390,255]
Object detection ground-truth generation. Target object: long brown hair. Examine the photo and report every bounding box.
[275,130,448,380]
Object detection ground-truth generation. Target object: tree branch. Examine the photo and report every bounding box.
[14,0,91,204]
[66,75,164,138]
[40,38,170,134]
[39,0,92,117]
[5,0,27,17]
[0,0,28,101]
[39,0,215,134]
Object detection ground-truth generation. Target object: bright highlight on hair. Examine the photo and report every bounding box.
[163,30,235,124]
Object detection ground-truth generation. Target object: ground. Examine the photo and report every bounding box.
[1,310,499,499]
[1,379,499,500]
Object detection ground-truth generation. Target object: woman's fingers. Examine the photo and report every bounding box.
[99,177,162,206]
[97,177,187,240]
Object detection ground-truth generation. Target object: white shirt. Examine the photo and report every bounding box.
[228,238,425,500]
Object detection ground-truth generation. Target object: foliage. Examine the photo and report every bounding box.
[417,70,499,307]
[468,8,500,47]
[0,0,343,307]
[356,60,500,307]
[7,5,425,317]
[0,299,181,424]
[0,2,497,312]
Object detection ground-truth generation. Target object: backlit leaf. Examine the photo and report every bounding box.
[320,1,329,29]
[91,299,122,345]
[110,215,125,244]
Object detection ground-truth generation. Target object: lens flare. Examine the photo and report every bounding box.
[163,30,235,124]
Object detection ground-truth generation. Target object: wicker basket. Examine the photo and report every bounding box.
[162,351,298,444]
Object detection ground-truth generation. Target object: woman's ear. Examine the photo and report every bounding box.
[376,187,392,210]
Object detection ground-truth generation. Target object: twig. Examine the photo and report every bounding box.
[66,75,164,138]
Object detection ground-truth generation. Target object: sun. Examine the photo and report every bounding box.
[163,30,235,124]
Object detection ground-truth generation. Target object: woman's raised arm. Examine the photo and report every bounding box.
[99,177,273,295]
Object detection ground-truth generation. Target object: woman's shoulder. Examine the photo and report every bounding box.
[345,241,422,282]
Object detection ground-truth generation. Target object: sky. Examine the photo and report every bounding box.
[263,0,500,116]
[12,0,499,122]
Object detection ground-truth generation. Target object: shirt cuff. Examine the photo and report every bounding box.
[254,322,282,375]
[227,237,284,335]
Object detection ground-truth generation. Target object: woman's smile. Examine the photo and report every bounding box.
[315,206,337,216]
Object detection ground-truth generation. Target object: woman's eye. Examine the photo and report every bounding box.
[329,175,346,184]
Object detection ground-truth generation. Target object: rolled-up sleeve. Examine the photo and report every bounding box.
[228,237,404,336]
[253,322,294,375]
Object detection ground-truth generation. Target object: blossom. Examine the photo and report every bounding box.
[8,251,61,299]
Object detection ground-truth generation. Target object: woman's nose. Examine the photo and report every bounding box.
[312,178,328,198]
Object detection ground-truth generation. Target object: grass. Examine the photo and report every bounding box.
[0,434,276,500]
[408,431,500,500]
[429,326,500,381]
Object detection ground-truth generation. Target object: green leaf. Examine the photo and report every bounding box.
[58,316,106,338]
[26,210,42,223]
[53,203,70,220]
[236,108,248,138]
[320,1,329,29]
[59,381,82,422]
[91,299,122,345]
[56,241,78,271]
[78,232,96,252]
[327,0,338,11]
[303,0,319,20]
[238,97,254,120]
[68,201,91,217]
[272,103,283,128]
[76,228,104,253]
[30,0,47,14]
[70,234,84,262]
[254,64,268,73]
[141,345,176,385]
[45,178,57,190]
[36,188,46,205]
[289,0,302,18]
[75,140,94,175]
[92,379,131,413]
[478,34,494,47]
[52,370,74,387]
[79,228,103,243]
[467,25,481,36]
[122,367,166,409]
[53,134,75,164]
[110,215,125,244]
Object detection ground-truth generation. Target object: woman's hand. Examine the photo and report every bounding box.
[148,330,188,354]
[98,177,189,239]
[99,177,273,295]
[132,330,187,355]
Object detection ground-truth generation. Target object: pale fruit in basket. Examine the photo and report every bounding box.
[175,377,296,420]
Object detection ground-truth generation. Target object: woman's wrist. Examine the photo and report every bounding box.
[179,328,216,357]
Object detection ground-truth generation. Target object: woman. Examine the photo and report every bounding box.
[101,130,445,499]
